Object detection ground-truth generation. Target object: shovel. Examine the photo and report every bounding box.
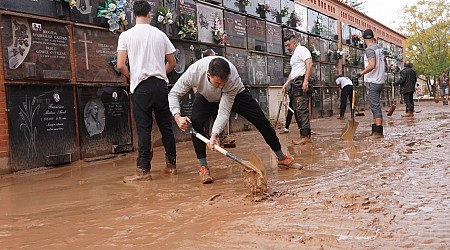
[274,88,286,129]
[188,124,267,194]
[341,87,359,140]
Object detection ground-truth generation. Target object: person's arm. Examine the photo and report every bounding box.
[282,74,291,92]
[165,53,176,74]
[117,50,130,81]
[168,68,194,131]
[395,70,406,86]
[303,58,312,92]
[360,57,376,76]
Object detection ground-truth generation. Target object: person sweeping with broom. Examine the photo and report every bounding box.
[168,56,302,184]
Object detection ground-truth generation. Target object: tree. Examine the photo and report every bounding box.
[397,0,450,95]
[341,0,366,12]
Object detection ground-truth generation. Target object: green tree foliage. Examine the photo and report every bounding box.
[398,0,450,77]
[341,0,366,11]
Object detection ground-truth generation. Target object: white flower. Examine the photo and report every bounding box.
[119,12,126,20]
[168,19,173,24]
[187,20,194,26]
[166,13,172,19]
[158,15,164,22]
[108,3,117,11]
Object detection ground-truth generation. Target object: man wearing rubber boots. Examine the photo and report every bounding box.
[352,29,386,138]
[168,56,302,184]
[282,35,313,145]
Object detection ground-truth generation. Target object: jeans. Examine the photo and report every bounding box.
[340,85,353,117]
[132,77,176,170]
[367,82,384,119]
[191,89,281,159]
[291,79,311,136]
[403,92,414,112]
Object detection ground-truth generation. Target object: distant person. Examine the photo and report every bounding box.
[202,49,216,57]
[335,75,354,120]
[168,56,302,184]
[282,35,313,145]
[117,0,177,182]
[394,60,417,117]
[352,29,386,138]
[438,71,449,105]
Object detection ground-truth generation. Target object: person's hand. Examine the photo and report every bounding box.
[174,115,191,132]
[351,72,361,81]
[302,80,309,92]
[208,133,220,151]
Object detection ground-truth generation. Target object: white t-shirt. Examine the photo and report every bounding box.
[290,45,312,80]
[336,76,353,88]
[117,24,176,93]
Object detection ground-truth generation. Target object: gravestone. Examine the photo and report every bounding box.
[167,41,200,84]
[197,3,223,45]
[70,0,109,27]
[179,90,195,117]
[266,22,283,54]
[283,57,291,78]
[6,84,78,171]
[247,17,266,51]
[126,0,163,28]
[73,26,123,82]
[295,2,307,32]
[282,27,301,55]
[248,53,267,86]
[280,0,295,25]
[267,56,284,86]
[77,85,131,158]
[0,0,69,18]
[1,16,71,80]
[248,87,269,117]
[224,11,246,49]
[164,0,197,39]
[225,47,249,85]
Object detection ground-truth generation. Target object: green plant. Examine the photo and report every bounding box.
[97,0,128,33]
[280,6,289,17]
[177,15,197,39]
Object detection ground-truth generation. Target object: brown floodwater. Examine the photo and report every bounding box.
[1,102,449,249]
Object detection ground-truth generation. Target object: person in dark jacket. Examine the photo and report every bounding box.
[394,60,417,117]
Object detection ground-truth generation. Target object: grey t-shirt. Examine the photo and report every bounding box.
[364,43,386,84]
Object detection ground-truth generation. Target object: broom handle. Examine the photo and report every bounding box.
[351,88,356,119]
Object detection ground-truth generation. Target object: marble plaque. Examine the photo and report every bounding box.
[197,3,223,44]
[70,0,108,26]
[164,0,197,39]
[267,56,284,86]
[0,0,69,18]
[283,57,291,78]
[248,87,269,117]
[224,11,247,49]
[6,84,77,171]
[248,53,267,86]
[1,16,71,80]
[168,42,200,84]
[73,26,123,82]
[266,22,283,54]
[126,0,164,28]
[294,3,307,32]
[280,0,295,25]
[225,47,249,85]
[282,27,301,55]
[247,17,266,52]
[77,85,131,158]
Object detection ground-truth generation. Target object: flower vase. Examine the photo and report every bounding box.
[276,14,282,23]
[238,4,246,13]
[259,12,266,19]
[290,19,296,27]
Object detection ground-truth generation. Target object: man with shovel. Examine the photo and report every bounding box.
[168,56,302,184]
[352,29,386,138]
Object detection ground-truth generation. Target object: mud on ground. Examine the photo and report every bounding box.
[0,102,449,249]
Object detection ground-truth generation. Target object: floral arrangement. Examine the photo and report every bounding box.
[352,34,362,44]
[157,6,173,25]
[53,0,76,8]
[257,3,271,13]
[308,44,320,59]
[280,7,289,17]
[212,12,226,44]
[239,0,251,6]
[289,11,300,26]
[177,15,197,39]
[97,0,128,32]
[336,49,344,59]
[314,19,323,35]
[345,54,353,64]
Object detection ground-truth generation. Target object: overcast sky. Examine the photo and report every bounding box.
[363,0,420,31]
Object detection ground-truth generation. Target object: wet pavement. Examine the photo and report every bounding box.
[1,101,449,249]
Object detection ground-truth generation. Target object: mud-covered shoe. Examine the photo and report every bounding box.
[161,158,177,175]
[123,168,151,183]
[280,128,289,134]
[292,136,312,145]
[277,155,303,170]
[199,166,214,184]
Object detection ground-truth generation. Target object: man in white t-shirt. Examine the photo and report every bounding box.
[117,0,177,182]
[282,35,313,145]
[335,75,354,120]
[352,29,386,138]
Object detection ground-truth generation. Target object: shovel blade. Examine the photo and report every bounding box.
[341,119,359,140]
[387,104,396,116]
[248,151,266,175]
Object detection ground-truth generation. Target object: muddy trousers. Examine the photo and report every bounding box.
[340,85,353,117]
[191,89,282,160]
[291,82,311,137]
[403,92,414,112]
[285,97,294,129]
[132,77,176,170]
[367,82,384,119]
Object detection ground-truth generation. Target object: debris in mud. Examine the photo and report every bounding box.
[208,194,222,202]
[241,169,267,196]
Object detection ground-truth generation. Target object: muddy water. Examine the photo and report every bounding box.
[1,102,449,249]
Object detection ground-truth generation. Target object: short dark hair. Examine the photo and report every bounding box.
[283,34,297,43]
[404,60,412,68]
[208,58,231,80]
[202,49,215,57]
[133,0,152,17]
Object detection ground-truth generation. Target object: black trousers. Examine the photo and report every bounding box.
[132,77,176,170]
[403,92,414,112]
[340,85,353,117]
[191,89,281,160]
[285,97,294,129]
[291,79,311,137]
